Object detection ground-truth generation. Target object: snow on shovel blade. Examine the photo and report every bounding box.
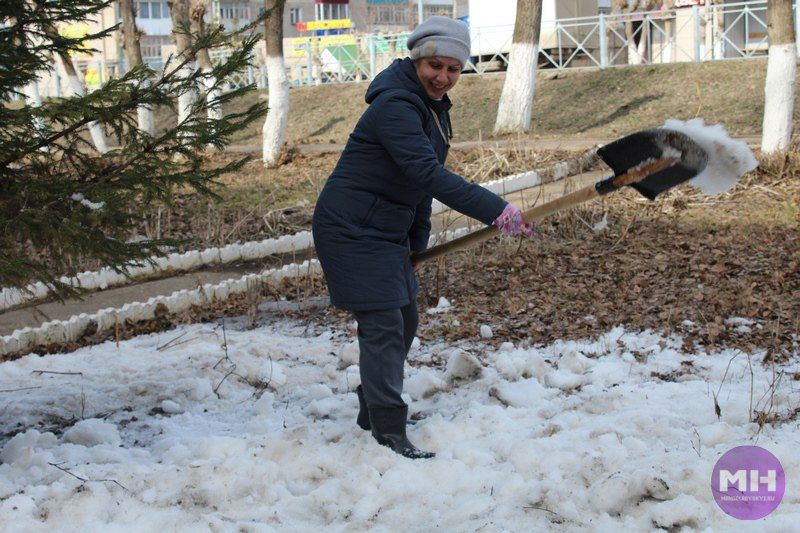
[597,129,708,200]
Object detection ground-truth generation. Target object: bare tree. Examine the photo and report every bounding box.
[659,0,676,64]
[493,0,542,135]
[189,0,222,122]
[35,3,108,153]
[262,0,289,167]
[709,0,726,60]
[168,0,197,129]
[761,0,796,154]
[120,0,155,134]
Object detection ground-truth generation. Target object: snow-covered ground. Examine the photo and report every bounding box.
[0,312,798,531]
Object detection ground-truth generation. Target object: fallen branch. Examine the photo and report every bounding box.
[48,461,128,491]
[0,386,42,393]
[32,370,83,376]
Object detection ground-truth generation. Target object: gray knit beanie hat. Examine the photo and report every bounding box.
[407,16,471,68]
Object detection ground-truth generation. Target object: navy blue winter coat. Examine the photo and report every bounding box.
[312,58,508,311]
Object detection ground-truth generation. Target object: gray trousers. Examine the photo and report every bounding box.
[353,301,419,408]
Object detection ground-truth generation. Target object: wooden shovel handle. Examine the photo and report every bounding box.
[411,185,599,265]
[411,158,676,266]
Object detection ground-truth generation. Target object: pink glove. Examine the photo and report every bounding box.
[493,204,534,237]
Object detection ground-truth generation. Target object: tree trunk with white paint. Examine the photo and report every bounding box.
[120,0,155,135]
[761,0,796,154]
[493,0,542,135]
[168,0,196,129]
[59,55,109,153]
[663,17,674,63]
[38,16,108,153]
[23,80,48,144]
[262,0,289,167]
[636,19,649,63]
[710,1,726,60]
[190,0,222,122]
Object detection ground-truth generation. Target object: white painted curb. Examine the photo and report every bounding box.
[0,232,313,313]
[0,222,483,358]
[0,148,598,315]
[0,260,321,358]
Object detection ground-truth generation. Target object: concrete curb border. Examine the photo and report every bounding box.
[0,148,598,312]
[0,224,482,358]
[0,232,314,313]
[0,260,322,358]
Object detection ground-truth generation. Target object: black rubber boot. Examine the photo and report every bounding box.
[368,406,435,459]
[355,385,371,430]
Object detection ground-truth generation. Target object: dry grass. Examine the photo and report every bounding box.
[208,58,800,147]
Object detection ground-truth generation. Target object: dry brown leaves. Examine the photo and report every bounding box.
[414,163,799,361]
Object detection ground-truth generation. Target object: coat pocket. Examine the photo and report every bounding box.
[360,195,380,226]
[364,196,414,235]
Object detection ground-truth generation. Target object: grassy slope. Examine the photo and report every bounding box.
[227,58,799,146]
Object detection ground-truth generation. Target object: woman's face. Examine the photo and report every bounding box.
[414,56,462,100]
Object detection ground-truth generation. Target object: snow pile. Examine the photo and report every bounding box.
[443,349,483,384]
[0,320,798,530]
[426,296,452,314]
[337,339,360,368]
[662,118,758,195]
[62,419,121,447]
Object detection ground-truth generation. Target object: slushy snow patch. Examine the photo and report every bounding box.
[444,349,483,383]
[427,296,452,314]
[661,118,758,195]
[338,339,360,369]
[62,419,121,447]
[0,320,798,530]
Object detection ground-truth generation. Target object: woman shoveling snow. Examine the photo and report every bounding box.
[312,16,758,460]
[312,17,534,459]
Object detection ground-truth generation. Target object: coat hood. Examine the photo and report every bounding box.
[364,58,452,112]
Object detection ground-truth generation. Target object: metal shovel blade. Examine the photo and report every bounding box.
[597,129,708,200]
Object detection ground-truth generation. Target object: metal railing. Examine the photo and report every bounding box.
[277,0,787,87]
[28,0,797,97]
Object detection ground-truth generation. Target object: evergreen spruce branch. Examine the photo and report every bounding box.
[0,4,270,295]
[2,52,198,166]
[75,37,267,189]
[3,7,260,165]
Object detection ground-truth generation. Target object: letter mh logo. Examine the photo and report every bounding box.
[712,446,785,520]
[719,469,777,493]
